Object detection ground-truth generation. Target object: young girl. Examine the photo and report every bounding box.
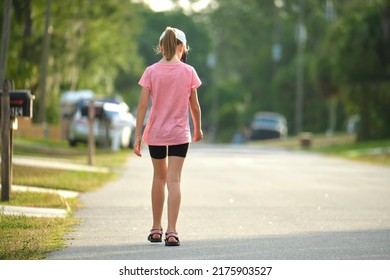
[133,27,203,246]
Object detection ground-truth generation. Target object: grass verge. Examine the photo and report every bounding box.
[0,214,78,260]
[0,191,66,209]
[252,133,390,166]
[11,165,118,192]
[312,139,390,166]
[13,137,130,169]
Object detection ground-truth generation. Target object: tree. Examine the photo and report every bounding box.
[206,0,390,141]
[326,0,390,140]
[2,0,144,123]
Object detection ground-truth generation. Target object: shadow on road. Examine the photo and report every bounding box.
[49,228,390,260]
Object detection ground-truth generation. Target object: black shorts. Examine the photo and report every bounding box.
[148,143,189,159]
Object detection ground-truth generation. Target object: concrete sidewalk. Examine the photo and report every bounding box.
[1,205,69,218]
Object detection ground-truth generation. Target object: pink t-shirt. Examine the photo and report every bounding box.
[138,62,202,145]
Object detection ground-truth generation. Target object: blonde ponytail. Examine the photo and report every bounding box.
[158,27,183,61]
[162,27,177,61]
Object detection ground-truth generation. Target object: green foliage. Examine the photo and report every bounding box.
[134,9,212,110]
[212,75,252,141]
[3,0,144,123]
[208,0,390,141]
[2,0,389,141]
[329,1,390,140]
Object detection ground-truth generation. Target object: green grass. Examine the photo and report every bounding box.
[13,138,81,157]
[11,165,118,192]
[0,191,66,209]
[251,133,390,166]
[13,137,130,169]
[312,138,390,153]
[0,214,78,260]
[312,139,390,165]
[251,133,357,149]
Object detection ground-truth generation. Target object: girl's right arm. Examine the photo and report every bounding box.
[133,87,150,157]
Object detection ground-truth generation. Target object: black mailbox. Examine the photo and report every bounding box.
[0,90,34,118]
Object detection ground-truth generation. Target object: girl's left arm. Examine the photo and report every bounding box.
[189,88,203,142]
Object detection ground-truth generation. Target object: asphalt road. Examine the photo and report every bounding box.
[48,144,390,260]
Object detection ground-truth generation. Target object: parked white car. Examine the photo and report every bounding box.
[68,100,135,150]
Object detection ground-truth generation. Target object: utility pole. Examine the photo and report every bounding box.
[209,53,218,143]
[208,34,218,143]
[295,0,306,135]
[37,0,52,126]
[326,0,337,136]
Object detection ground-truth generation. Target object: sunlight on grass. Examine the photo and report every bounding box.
[251,134,389,166]
[11,165,118,192]
[0,191,66,209]
[312,138,390,166]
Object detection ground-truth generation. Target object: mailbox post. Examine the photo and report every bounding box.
[1,80,12,201]
[88,99,95,166]
[1,85,34,201]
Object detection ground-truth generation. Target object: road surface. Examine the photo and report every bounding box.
[48,144,390,260]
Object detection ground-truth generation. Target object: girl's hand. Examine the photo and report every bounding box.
[193,129,203,142]
[133,138,142,157]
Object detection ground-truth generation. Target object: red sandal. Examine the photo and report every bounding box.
[148,229,163,243]
[165,232,180,246]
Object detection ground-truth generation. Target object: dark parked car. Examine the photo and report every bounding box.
[250,112,288,140]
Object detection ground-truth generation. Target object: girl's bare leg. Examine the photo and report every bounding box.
[151,158,167,238]
[166,156,185,242]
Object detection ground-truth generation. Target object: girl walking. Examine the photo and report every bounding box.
[133,27,203,246]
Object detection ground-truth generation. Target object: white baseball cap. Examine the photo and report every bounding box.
[159,27,187,47]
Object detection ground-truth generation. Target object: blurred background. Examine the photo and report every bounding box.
[1,0,389,144]
[1,0,390,260]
